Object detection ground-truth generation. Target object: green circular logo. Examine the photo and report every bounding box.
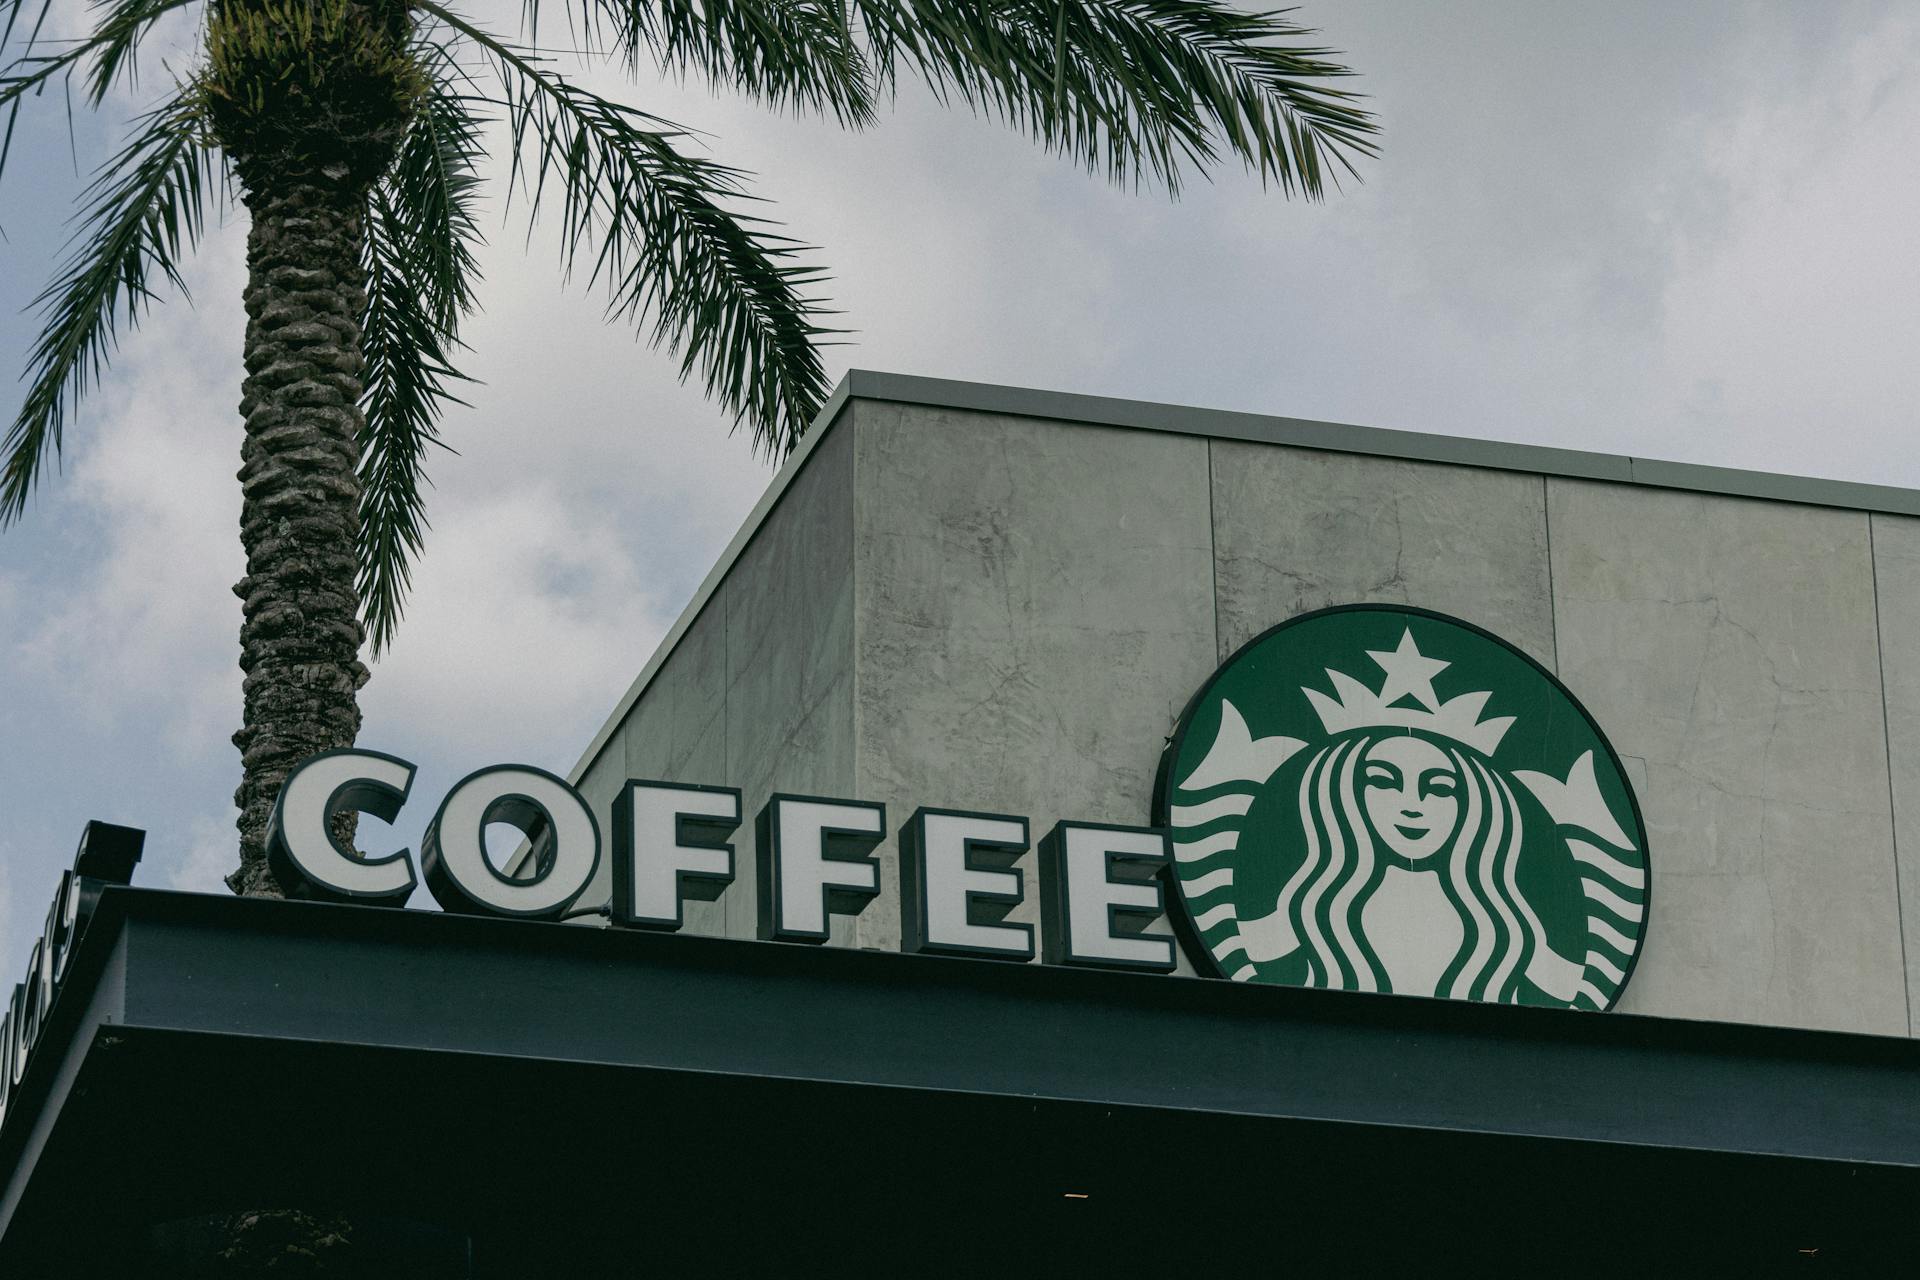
[1158,605,1649,1009]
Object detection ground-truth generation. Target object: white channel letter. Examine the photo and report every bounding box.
[1053,824,1174,970]
[913,812,1030,957]
[0,1003,12,1131]
[8,986,26,1089]
[36,874,69,1029]
[423,766,600,919]
[618,784,740,928]
[266,750,418,903]
[13,940,41,1065]
[772,799,884,938]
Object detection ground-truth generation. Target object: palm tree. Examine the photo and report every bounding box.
[1,0,1376,898]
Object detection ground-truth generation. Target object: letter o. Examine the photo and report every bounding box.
[422,766,600,919]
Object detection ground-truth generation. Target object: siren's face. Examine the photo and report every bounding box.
[1360,736,1461,864]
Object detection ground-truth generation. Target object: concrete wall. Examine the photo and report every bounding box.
[849,401,1216,957]
[1548,482,1904,1034]
[1209,443,1557,665]
[574,386,1920,1037]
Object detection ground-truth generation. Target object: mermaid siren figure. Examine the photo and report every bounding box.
[1163,610,1649,1010]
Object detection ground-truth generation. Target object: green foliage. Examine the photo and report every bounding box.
[382,45,485,329]
[1,0,200,112]
[529,0,1378,195]
[199,0,425,180]
[357,47,486,653]
[1,90,215,523]
[539,0,878,126]
[851,0,1379,194]
[1,0,202,177]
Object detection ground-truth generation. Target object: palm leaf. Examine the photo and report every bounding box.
[517,0,1376,191]
[2,87,214,523]
[420,0,836,457]
[510,0,1375,196]
[0,0,200,113]
[356,50,487,655]
[849,0,1377,194]
[2,0,201,187]
[397,45,487,328]
[525,0,877,126]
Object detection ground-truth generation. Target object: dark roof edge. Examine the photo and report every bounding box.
[565,369,1919,789]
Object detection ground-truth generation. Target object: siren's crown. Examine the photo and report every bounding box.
[1304,628,1514,756]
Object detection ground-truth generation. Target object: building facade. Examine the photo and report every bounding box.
[566,370,1920,1036]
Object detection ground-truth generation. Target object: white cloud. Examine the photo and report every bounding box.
[0,850,13,992]
[8,227,248,751]
[361,477,684,764]
[1652,7,1920,478]
[172,814,238,894]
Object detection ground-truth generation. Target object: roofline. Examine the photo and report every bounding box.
[565,369,1920,788]
[846,369,1920,516]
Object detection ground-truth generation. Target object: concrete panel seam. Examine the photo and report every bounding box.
[1868,512,1915,1036]
[1542,475,1560,674]
[723,578,731,816]
[851,403,863,798]
[1206,438,1224,664]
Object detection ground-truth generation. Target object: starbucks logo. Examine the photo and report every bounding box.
[1157,605,1649,1010]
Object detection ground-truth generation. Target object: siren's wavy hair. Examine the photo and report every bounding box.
[1274,731,1552,1000]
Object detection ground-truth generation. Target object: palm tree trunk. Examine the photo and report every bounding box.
[226,172,372,898]
[196,4,414,1271]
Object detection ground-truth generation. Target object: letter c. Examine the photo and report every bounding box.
[265,749,419,904]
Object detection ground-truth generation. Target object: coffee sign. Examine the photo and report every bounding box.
[268,605,1650,1006]
[267,757,1177,971]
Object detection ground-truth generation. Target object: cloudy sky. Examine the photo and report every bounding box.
[2,0,1917,974]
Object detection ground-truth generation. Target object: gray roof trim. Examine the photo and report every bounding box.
[563,368,1920,793]
[1622,455,1920,513]
[844,369,1920,516]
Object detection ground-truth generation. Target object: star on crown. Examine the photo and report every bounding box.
[1302,628,1515,755]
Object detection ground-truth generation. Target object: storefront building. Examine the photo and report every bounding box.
[5,372,1920,1272]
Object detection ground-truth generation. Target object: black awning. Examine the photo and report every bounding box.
[4,889,1918,1274]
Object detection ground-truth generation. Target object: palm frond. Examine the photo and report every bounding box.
[524,0,876,126]
[850,0,1377,195]
[1,0,54,74]
[0,0,200,115]
[79,0,200,101]
[356,51,487,655]
[421,0,835,457]
[386,40,487,328]
[2,88,214,523]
